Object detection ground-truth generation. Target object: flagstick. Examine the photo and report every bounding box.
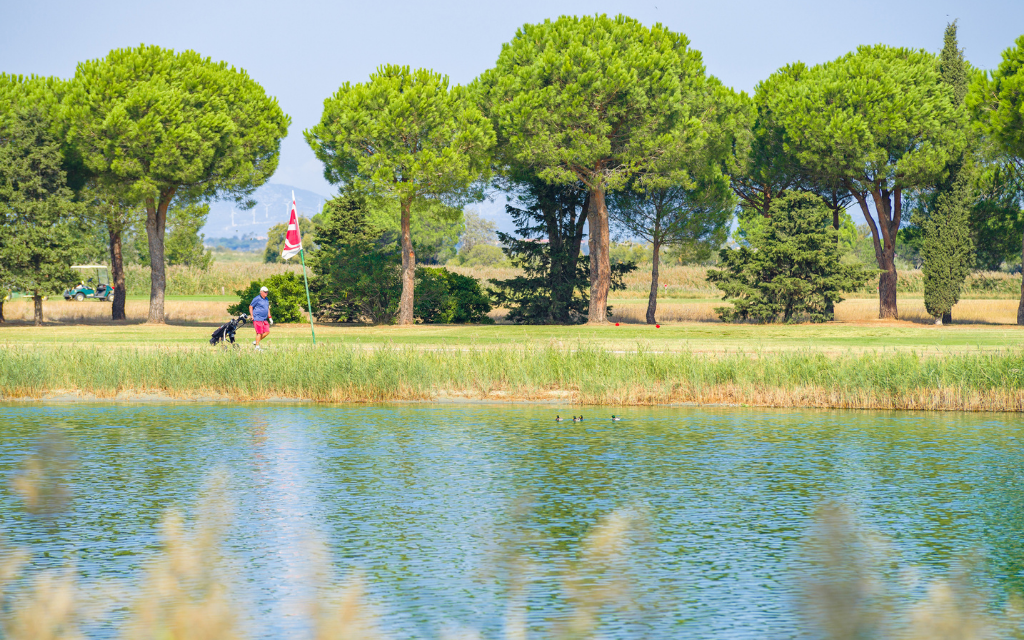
[299,247,316,346]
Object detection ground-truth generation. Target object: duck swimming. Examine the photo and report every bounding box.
[572,415,582,423]
[555,415,564,422]
[611,415,622,421]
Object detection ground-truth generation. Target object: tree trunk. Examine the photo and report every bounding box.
[109,225,126,321]
[851,185,900,320]
[144,189,175,324]
[0,298,4,323]
[879,248,899,320]
[398,198,415,325]
[942,311,952,325]
[647,237,660,325]
[33,293,43,326]
[1017,230,1024,326]
[545,197,566,323]
[587,186,611,324]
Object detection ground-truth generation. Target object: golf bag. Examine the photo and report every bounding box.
[210,313,248,346]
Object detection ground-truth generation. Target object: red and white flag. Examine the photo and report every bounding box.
[282,192,302,261]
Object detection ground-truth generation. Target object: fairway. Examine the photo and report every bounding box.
[1,315,1021,355]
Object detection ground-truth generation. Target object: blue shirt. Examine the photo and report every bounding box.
[250,295,270,321]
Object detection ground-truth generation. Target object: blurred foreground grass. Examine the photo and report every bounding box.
[2,434,1021,639]
[2,344,1023,411]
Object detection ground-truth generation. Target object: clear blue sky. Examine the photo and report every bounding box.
[3,0,1022,198]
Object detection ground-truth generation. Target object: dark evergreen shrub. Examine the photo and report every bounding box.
[707,192,872,323]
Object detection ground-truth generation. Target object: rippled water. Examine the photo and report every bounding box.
[1,403,1023,638]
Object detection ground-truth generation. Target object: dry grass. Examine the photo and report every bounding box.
[445,265,523,286]
[609,298,1022,326]
[835,298,1020,325]
[2,300,231,325]
[123,263,301,297]
[453,264,1024,302]
[610,302,719,324]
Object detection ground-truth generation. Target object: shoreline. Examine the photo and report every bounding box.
[3,386,1022,413]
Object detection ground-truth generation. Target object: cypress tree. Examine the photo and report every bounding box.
[922,21,975,324]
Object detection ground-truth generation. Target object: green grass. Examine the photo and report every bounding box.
[1,321,1021,354]
[2,343,1022,411]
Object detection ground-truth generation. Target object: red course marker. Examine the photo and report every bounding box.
[656,324,660,328]
[615,322,620,326]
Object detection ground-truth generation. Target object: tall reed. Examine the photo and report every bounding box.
[2,345,1022,411]
[123,264,301,297]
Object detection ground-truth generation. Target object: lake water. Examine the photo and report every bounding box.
[1,403,1022,638]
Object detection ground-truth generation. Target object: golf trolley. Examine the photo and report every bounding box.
[210,313,249,346]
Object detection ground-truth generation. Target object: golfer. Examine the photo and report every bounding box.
[249,286,273,350]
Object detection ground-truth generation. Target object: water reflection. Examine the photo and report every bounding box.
[0,403,1021,638]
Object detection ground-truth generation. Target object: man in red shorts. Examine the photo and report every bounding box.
[248,286,273,350]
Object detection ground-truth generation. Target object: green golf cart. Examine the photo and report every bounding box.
[63,265,116,302]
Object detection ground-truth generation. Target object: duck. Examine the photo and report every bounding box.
[572,415,582,423]
[555,415,564,422]
[611,415,622,422]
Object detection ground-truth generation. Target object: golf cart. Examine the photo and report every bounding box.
[63,265,116,302]
[2,288,31,301]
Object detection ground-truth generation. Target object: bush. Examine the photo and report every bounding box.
[608,241,650,266]
[707,192,872,323]
[450,243,508,267]
[227,272,309,323]
[415,268,493,324]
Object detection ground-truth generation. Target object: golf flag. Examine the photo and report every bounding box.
[282,191,317,345]
[282,196,302,261]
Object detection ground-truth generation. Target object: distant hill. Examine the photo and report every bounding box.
[201,183,329,239]
[201,183,522,250]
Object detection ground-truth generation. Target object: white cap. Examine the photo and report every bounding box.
[260,286,269,292]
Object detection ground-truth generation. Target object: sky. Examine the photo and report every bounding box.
[3,0,1023,211]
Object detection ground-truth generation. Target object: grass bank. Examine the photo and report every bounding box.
[2,344,1022,411]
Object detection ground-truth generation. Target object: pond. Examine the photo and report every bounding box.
[1,403,1022,638]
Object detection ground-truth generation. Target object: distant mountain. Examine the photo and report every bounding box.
[201,183,329,239]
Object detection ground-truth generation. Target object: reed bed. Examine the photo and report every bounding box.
[610,302,719,324]
[2,344,1023,411]
[56,263,1022,307]
[835,298,1021,324]
[123,263,300,297]
[451,265,1024,300]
